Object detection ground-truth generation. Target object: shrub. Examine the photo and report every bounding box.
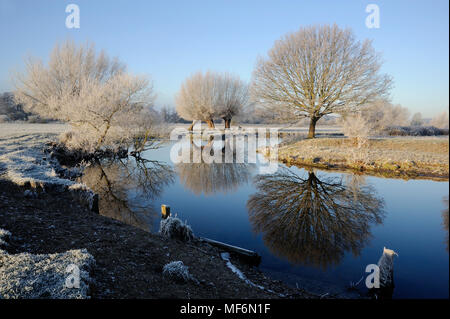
[159,217,194,242]
[340,114,371,147]
[162,261,197,283]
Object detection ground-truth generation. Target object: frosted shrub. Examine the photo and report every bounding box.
[159,217,194,242]
[340,114,371,147]
[162,261,197,283]
[13,40,156,153]
[340,114,372,163]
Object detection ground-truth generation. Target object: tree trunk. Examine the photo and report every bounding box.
[206,119,215,129]
[307,117,318,139]
[224,118,231,129]
[187,121,195,131]
[97,123,111,148]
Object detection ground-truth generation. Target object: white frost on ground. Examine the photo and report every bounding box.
[220,252,263,288]
[220,252,285,297]
[0,123,68,138]
[0,228,95,299]
[0,123,98,211]
[0,132,74,187]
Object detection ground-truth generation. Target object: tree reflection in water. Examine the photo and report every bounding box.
[79,158,174,231]
[176,137,255,196]
[442,196,449,252]
[247,168,385,269]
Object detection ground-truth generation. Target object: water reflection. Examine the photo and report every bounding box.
[175,138,255,195]
[247,168,385,269]
[442,196,449,252]
[79,158,174,231]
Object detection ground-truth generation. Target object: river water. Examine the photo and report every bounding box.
[79,139,449,298]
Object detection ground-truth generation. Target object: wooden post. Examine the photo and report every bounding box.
[161,204,171,219]
[370,247,397,299]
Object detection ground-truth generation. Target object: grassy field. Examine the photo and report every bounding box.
[271,136,449,180]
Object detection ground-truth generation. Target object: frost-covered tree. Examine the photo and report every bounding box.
[175,71,248,129]
[176,72,219,129]
[215,73,249,128]
[13,40,156,152]
[363,100,411,132]
[410,112,424,127]
[430,111,449,129]
[251,24,392,138]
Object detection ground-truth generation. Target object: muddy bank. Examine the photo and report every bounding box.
[0,179,319,299]
[268,137,449,181]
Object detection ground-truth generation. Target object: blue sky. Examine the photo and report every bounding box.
[0,0,448,116]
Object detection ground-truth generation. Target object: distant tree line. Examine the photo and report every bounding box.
[158,105,190,124]
[0,92,28,122]
[9,24,448,155]
[0,92,58,123]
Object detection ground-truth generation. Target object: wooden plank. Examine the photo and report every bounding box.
[200,237,261,266]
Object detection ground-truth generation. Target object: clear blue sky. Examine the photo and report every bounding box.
[0,0,448,116]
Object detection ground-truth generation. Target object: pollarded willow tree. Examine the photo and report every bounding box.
[175,71,248,129]
[13,40,156,152]
[176,72,217,129]
[215,73,249,128]
[251,24,393,138]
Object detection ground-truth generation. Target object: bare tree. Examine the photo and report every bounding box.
[175,71,248,129]
[251,24,392,138]
[176,71,219,129]
[13,40,156,152]
[215,73,249,128]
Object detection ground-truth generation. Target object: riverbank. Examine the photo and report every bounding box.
[0,124,321,299]
[268,137,449,180]
[0,178,316,299]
